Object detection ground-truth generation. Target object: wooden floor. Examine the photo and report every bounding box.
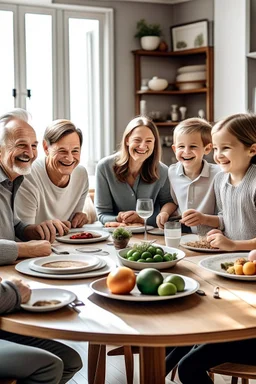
[65,340,255,384]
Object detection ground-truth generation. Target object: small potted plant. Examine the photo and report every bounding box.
[112,227,132,249]
[135,19,162,51]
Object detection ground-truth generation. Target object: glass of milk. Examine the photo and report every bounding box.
[164,221,181,248]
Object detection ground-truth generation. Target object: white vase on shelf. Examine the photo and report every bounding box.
[171,104,179,122]
[140,36,160,51]
[179,106,187,120]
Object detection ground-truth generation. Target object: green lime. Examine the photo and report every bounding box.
[145,257,154,262]
[132,252,141,261]
[137,259,145,262]
[132,251,141,261]
[147,245,157,255]
[136,268,163,295]
[164,275,185,292]
[141,251,152,260]
[158,282,177,296]
[163,255,172,261]
[128,256,136,261]
[156,248,164,256]
[164,253,174,261]
[153,254,163,262]
[126,249,134,258]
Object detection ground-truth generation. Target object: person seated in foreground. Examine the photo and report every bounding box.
[95,115,176,228]
[0,108,70,265]
[15,119,91,228]
[0,275,82,383]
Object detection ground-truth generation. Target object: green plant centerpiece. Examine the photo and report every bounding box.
[135,19,162,51]
[112,227,132,249]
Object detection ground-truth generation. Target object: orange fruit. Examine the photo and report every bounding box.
[106,266,136,294]
[234,264,244,275]
[242,262,256,275]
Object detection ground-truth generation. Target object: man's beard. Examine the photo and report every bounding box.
[13,163,32,175]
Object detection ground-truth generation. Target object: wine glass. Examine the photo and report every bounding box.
[136,198,154,240]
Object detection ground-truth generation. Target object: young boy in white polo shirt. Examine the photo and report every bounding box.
[157,117,220,234]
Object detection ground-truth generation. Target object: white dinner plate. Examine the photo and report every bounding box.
[56,230,110,244]
[180,234,224,253]
[199,253,256,281]
[147,228,164,236]
[16,257,114,280]
[90,273,199,302]
[29,254,100,275]
[105,225,154,234]
[21,288,76,312]
[177,64,206,74]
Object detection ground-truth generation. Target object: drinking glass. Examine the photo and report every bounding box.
[136,198,154,240]
[164,221,181,248]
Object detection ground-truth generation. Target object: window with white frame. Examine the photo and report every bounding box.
[0,3,114,176]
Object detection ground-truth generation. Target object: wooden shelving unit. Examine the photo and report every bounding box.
[132,46,214,127]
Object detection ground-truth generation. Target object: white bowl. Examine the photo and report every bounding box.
[117,244,185,271]
[176,71,206,82]
[148,76,168,91]
[177,65,206,74]
[140,36,160,51]
[176,82,203,90]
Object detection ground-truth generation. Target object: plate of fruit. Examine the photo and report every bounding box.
[116,242,185,271]
[90,266,199,302]
[199,250,256,280]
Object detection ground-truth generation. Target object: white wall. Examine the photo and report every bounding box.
[214,0,249,120]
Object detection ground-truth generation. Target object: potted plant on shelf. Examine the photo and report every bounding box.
[135,19,162,51]
[112,227,132,249]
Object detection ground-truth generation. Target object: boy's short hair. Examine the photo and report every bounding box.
[173,117,212,146]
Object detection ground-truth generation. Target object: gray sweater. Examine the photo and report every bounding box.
[0,167,28,265]
[215,164,256,239]
[0,281,21,314]
[95,154,173,226]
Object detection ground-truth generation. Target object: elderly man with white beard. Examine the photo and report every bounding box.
[0,108,70,265]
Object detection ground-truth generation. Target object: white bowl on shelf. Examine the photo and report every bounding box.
[176,71,206,82]
[148,76,168,91]
[176,82,204,90]
[177,64,206,74]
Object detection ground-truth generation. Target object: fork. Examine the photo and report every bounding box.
[51,246,69,255]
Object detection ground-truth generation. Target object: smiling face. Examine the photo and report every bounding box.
[126,126,155,166]
[212,127,255,179]
[0,119,38,180]
[44,132,81,185]
[172,131,212,177]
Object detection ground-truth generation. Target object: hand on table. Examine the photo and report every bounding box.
[17,240,51,258]
[116,211,144,225]
[71,212,88,228]
[9,277,31,303]
[24,220,71,243]
[207,229,236,251]
[156,212,169,229]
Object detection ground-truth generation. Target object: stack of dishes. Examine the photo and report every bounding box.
[176,64,206,90]
[15,253,116,280]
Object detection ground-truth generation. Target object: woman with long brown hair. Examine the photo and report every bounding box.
[95,116,176,227]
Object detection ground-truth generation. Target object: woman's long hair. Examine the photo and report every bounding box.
[114,116,161,183]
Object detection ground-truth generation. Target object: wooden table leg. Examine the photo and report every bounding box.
[139,346,165,384]
[88,343,106,384]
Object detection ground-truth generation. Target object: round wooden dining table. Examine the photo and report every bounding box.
[0,231,256,384]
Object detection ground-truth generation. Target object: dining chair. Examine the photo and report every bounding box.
[107,345,139,384]
[209,362,256,384]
